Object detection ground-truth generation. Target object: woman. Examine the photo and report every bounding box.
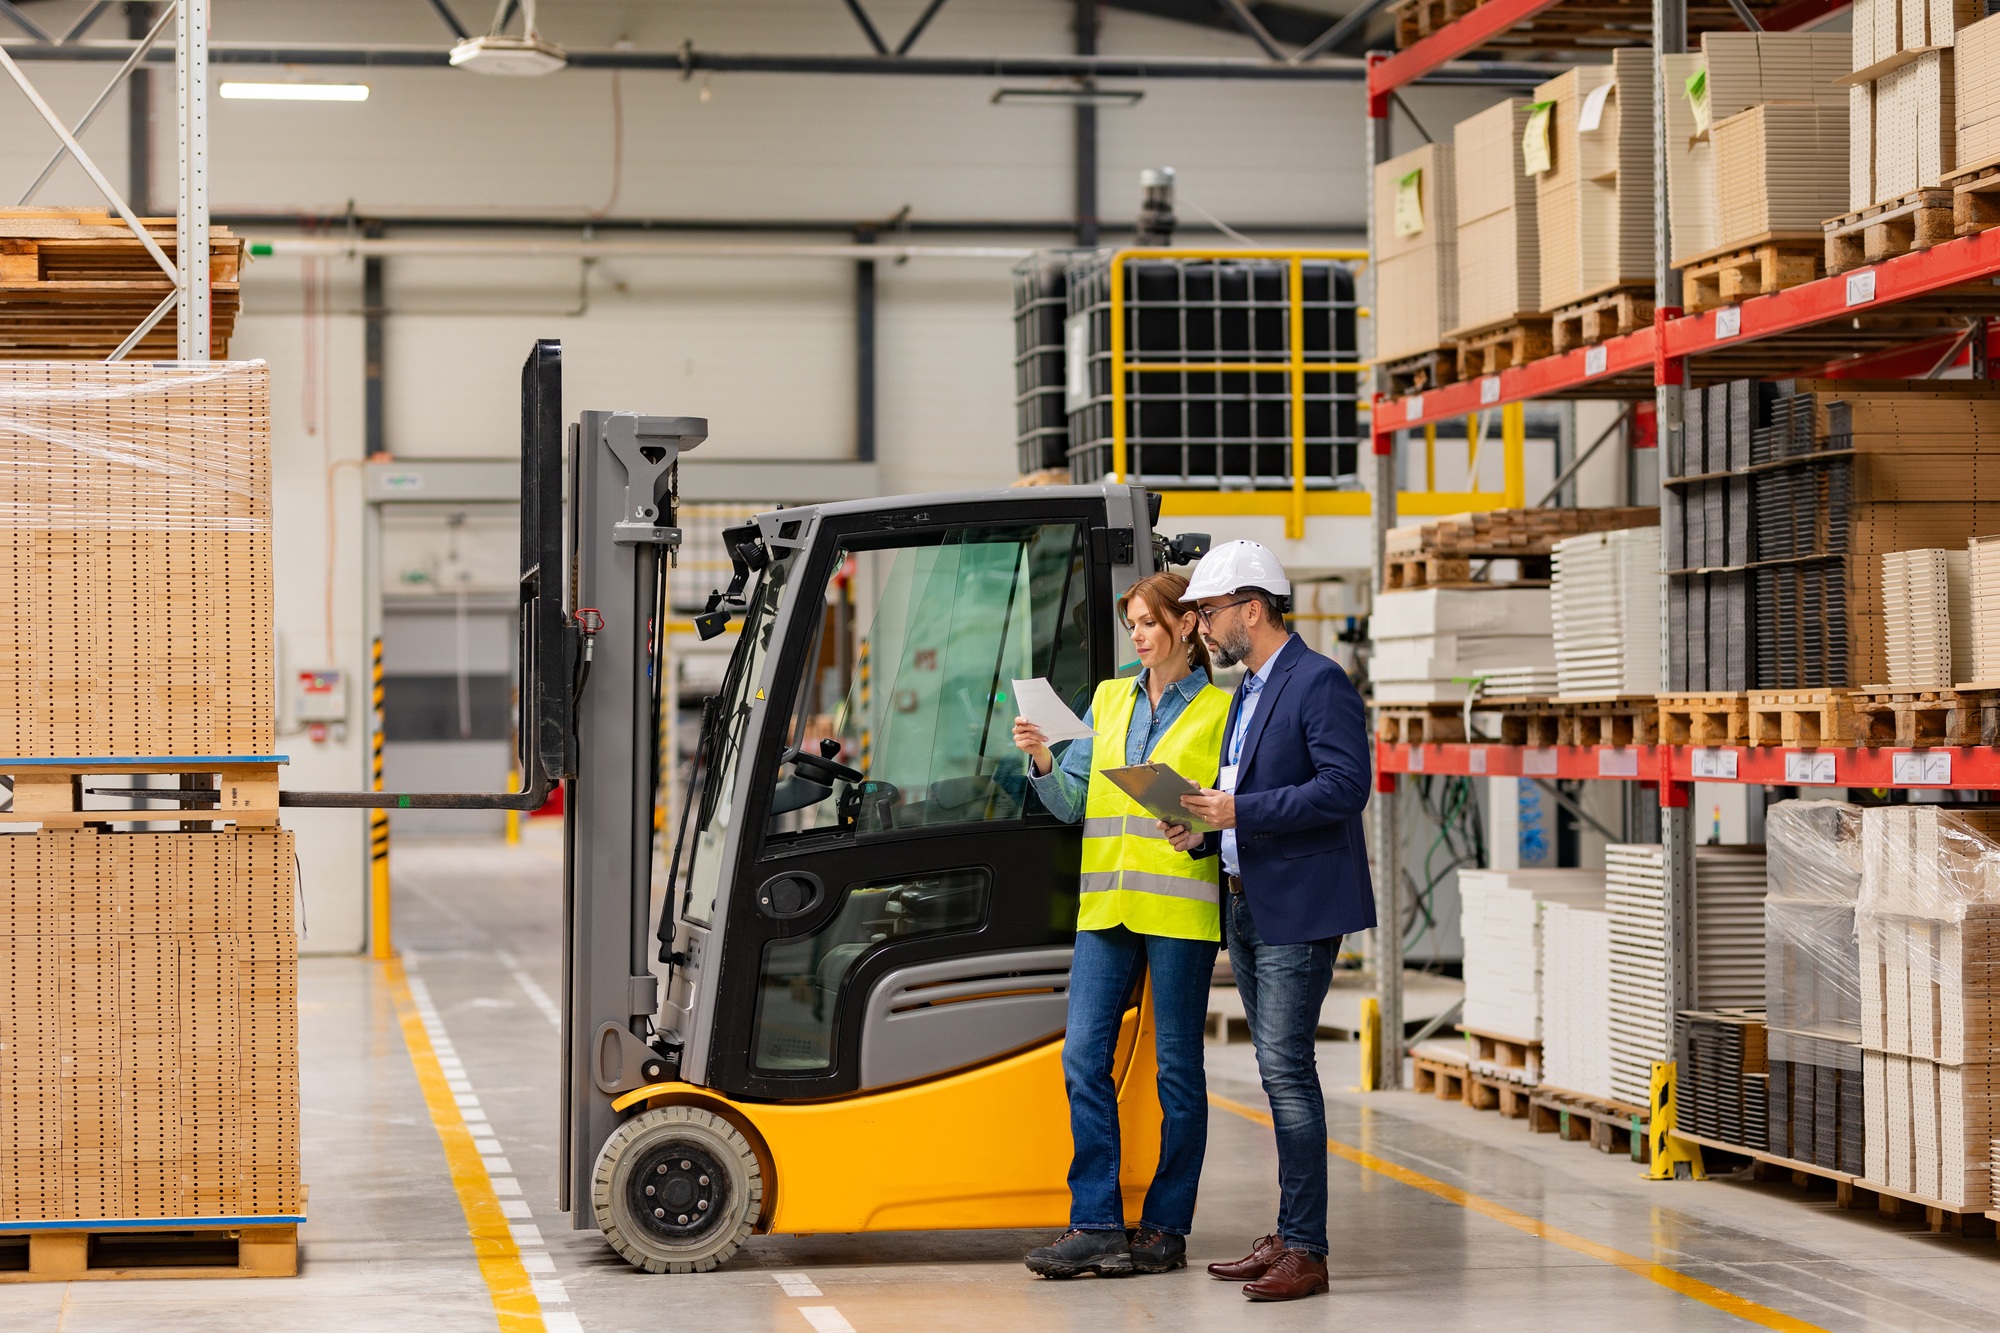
[1014,571,1231,1279]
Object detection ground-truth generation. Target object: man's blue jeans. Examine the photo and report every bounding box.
[1225,891,1340,1256]
[1062,924,1219,1235]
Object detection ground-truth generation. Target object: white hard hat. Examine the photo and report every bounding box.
[1184,539,1291,601]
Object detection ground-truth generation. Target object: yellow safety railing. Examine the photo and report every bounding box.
[1107,248,1368,539]
[1108,248,1525,536]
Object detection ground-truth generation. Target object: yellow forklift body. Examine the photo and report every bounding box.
[614,987,1164,1235]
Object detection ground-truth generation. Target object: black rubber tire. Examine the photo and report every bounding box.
[591,1105,763,1274]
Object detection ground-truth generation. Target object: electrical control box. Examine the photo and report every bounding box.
[293,668,348,724]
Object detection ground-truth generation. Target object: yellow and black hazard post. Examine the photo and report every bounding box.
[1647,1059,1706,1180]
[369,637,394,960]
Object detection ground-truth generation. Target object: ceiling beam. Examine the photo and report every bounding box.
[1101,0,1363,48]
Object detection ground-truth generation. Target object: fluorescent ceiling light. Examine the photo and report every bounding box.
[220,82,369,101]
[991,87,1144,107]
[449,34,568,75]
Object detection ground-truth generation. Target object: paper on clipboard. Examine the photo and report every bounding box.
[1102,762,1217,834]
[1011,677,1095,743]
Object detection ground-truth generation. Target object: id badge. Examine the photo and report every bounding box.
[1219,763,1239,794]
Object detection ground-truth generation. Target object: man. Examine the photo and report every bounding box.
[1163,539,1374,1303]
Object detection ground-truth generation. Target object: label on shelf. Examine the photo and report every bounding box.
[1892,750,1951,785]
[1714,306,1741,340]
[1598,747,1639,777]
[1523,748,1559,776]
[1690,747,1737,779]
[1469,747,1487,774]
[1481,375,1501,405]
[1407,393,1424,421]
[1784,752,1838,785]
[1845,269,1877,306]
[1585,345,1608,376]
[1407,745,1425,772]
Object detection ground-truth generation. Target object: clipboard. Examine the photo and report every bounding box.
[1101,762,1216,834]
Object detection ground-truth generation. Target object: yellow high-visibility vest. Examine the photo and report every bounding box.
[1078,675,1231,941]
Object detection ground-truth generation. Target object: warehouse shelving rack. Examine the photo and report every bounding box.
[1361,0,2000,1089]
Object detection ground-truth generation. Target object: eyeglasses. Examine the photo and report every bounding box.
[1195,598,1256,625]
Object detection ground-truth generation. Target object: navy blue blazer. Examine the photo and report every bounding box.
[1199,634,1375,945]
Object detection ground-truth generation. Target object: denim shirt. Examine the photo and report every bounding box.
[1027,667,1212,823]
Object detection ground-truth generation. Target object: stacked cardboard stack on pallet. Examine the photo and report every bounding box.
[1373,142,1458,363]
[1552,525,1662,698]
[1531,51,1654,316]
[0,362,297,1242]
[1847,0,1977,212]
[1679,1012,1771,1151]
[1370,587,1555,706]
[1960,15,2000,175]
[1450,100,1540,341]
[1860,805,2000,1208]
[1879,548,1971,688]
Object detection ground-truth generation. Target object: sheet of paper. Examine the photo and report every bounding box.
[1011,677,1095,743]
[1522,101,1554,175]
[1393,168,1425,237]
[1102,762,1217,834]
[1685,67,1710,137]
[1578,80,1615,134]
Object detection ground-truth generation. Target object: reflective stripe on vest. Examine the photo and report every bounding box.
[1078,675,1231,942]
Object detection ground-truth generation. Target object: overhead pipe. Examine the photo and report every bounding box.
[247,235,1037,261]
[0,39,1555,85]
[217,210,1363,237]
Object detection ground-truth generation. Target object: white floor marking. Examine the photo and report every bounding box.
[800,1308,856,1333]
[407,968,575,1331]
[496,948,564,1029]
[774,1272,823,1297]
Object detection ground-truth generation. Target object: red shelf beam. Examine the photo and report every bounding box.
[1379,741,2000,789]
[1368,0,1566,101]
[1370,327,1653,436]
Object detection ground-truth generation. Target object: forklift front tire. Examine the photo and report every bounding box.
[592,1105,764,1274]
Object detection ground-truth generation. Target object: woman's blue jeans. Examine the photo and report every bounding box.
[1061,924,1219,1235]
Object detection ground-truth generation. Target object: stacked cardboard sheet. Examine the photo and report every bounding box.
[1451,99,1540,336]
[1697,845,1772,1010]
[1373,142,1458,361]
[1607,843,1670,1107]
[1458,868,1606,1042]
[1851,0,1974,207]
[1713,103,1853,244]
[0,361,273,757]
[1541,899,1615,1100]
[1879,548,1970,688]
[1969,534,2000,682]
[1664,52,1719,265]
[1371,587,1555,705]
[1960,15,2000,173]
[1553,526,1661,698]
[1532,50,1654,312]
[1772,1028,1865,1173]
[0,828,300,1221]
[1858,806,2000,1206]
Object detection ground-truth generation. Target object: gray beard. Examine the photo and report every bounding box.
[1208,625,1252,668]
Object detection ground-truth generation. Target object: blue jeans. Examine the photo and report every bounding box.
[1225,892,1340,1256]
[1062,925,1219,1235]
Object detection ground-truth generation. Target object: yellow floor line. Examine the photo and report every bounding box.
[1210,1093,1827,1333]
[384,956,546,1333]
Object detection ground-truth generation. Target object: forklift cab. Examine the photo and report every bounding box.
[548,336,1212,1271]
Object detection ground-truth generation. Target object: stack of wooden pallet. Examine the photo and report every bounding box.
[1860,805,2000,1209]
[1386,505,1658,578]
[0,208,243,360]
[0,362,296,1276]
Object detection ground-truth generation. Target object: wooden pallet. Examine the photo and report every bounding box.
[1392,0,1488,48]
[1745,689,1857,748]
[1386,507,1657,562]
[1464,1070,1534,1118]
[0,1221,297,1282]
[1376,704,1466,745]
[1450,316,1553,379]
[1475,696,1562,747]
[1550,287,1654,354]
[1554,696,1661,747]
[0,209,243,360]
[1658,691,1751,747]
[1390,0,1823,53]
[1824,189,1956,276]
[1413,1053,1469,1101]
[1462,1026,1542,1086]
[1847,686,2000,748]
[0,757,281,829]
[1948,159,2000,239]
[1379,347,1459,397]
[1679,235,1824,314]
[1383,550,1472,590]
[1528,1087,1652,1162]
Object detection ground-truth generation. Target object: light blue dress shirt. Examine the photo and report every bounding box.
[1220,643,1287,877]
[1027,667,1211,823]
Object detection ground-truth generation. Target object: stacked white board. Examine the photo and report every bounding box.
[1542,900,1615,1100]
[1695,844,1770,1010]
[1553,527,1662,698]
[1459,868,1608,1042]
[1607,843,1670,1107]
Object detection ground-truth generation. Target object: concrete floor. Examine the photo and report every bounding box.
[15,827,2000,1332]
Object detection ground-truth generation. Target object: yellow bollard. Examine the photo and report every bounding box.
[1647,1059,1707,1180]
[505,768,521,846]
[1359,996,1381,1092]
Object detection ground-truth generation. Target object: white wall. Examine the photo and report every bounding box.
[2,0,1526,951]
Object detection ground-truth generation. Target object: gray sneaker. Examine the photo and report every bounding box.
[1024,1228,1134,1278]
[1128,1227,1186,1274]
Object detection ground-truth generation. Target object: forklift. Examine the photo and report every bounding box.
[287,340,1211,1273]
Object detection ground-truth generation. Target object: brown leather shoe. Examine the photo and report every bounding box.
[1206,1233,1284,1280]
[1242,1248,1329,1301]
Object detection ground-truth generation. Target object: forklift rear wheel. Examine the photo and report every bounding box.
[592,1105,764,1274]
